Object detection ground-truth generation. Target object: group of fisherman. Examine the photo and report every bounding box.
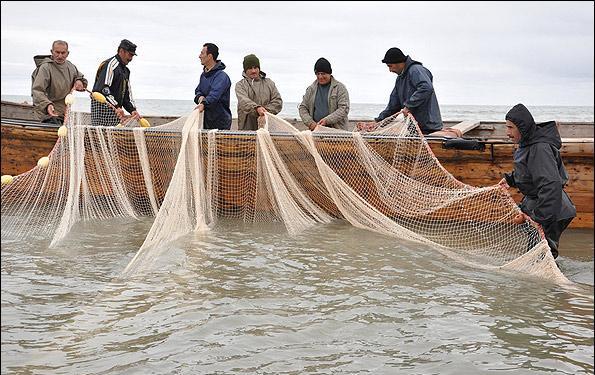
[30,39,575,261]
[31,40,442,133]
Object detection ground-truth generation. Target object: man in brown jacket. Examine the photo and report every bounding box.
[235,54,283,130]
[31,40,87,124]
[298,57,350,131]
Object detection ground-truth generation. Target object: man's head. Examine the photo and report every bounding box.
[200,43,219,67]
[505,103,536,144]
[382,47,407,74]
[243,54,261,79]
[51,40,69,65]
[314,57,332,85]
[117,39,137,65]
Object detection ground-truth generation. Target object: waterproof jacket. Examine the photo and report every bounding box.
[194,61,232,130]
[235,71,283,130]
[298,77,350,130]
[376,56,442,133]
[31,55,87,121]
[503,104,576,227]
[92,54,136,113]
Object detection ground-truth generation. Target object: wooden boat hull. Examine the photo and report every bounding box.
[2,103,593,229]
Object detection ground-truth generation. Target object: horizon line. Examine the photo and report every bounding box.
[1,94,594,108]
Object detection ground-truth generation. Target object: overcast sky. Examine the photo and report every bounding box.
[1,1,593,106]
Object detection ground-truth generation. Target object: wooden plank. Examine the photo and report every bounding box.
[427,120,481,138]
[561,137,594,143]
[451,120,481,135]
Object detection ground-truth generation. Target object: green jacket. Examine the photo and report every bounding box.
[235,71,283,130]
[31,55,87,121]
[298,76,350,130]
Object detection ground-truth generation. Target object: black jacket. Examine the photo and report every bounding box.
[92,54,136,113]
[504,104,576,227]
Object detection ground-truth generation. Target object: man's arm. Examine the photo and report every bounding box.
[203,72,231,107]
[95,58,120,107]
[122,78,137,114]
[264,81,283,115]
[529,144,564,227]
[298,85,315,128]
[403,66,434,109]
[31,65,53,114]
[194,77,205,104]
[322,83,350,126]
[235,80,259,116]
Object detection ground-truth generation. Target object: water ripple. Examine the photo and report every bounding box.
[2,219,593,374]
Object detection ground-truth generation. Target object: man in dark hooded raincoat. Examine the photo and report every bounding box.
[501,103,576,259]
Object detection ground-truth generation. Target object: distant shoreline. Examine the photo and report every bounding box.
[2,94,593,122]
[3,94,595,108]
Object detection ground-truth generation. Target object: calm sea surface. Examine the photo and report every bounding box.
[2,94,594,122]
[1,218,593,374]
[1,94,594,374]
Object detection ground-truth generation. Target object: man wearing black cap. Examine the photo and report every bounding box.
[91,39,141,126]
[298,57,350,131]
[362,47,442,134]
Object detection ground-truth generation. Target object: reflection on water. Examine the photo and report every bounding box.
[1,219,593,374]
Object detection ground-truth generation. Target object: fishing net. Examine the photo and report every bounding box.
[0,101,569,283]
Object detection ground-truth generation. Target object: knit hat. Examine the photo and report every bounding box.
[314,57,332,74]
[382,47,406,64]
[243,54,260,71]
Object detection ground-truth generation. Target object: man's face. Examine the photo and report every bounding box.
[506,120,521,143]
[316,72,331,85]
[387,63,404,74]
[51,43,69,64]
[245,67,260,79]
[120,50,134,65]
[199,46,211,66]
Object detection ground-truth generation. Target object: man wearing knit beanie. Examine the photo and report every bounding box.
[314,57,332,75]
[235,53,283,130]
[358,47,442,134]
[298,57,350,131]
[243,54,260,71]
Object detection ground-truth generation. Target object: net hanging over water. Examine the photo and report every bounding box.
[0,101,569,283]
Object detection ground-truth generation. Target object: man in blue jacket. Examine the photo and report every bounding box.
[194,43,232,130]
[373,47,443,134]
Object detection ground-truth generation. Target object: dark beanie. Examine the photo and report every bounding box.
[314,57,332,74]
[243,54,260,71]
[382,47,406,64]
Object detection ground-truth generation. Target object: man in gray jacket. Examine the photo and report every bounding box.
[299,58,350,131]
[235,54,283,130]
[31,40,87,124]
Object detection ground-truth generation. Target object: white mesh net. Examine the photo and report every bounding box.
[0,103,570,284]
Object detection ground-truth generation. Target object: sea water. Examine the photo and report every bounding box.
[1,94,594,374]
[3,94,594,122]
[1,218,593,374]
